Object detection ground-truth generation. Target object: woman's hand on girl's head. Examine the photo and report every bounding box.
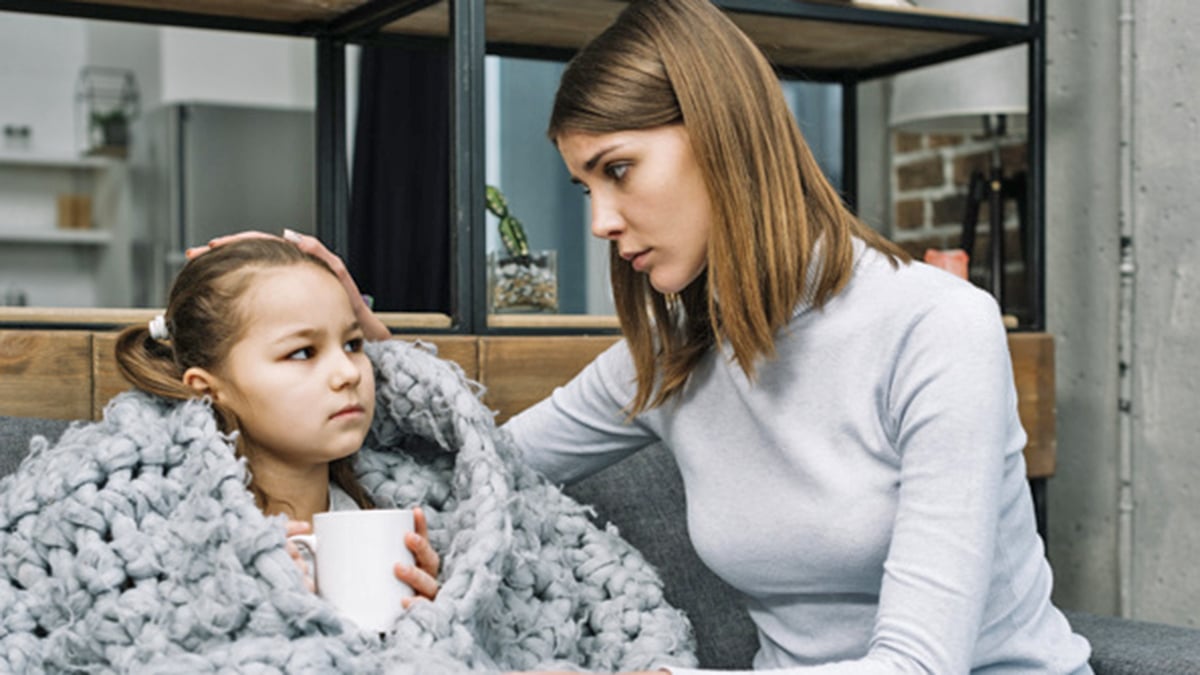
[397,506,441,606]
[184,228,392,342]
[278,229,391,342]
[185,230,279,260]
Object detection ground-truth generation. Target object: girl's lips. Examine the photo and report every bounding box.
[630,250,650,272]
[330,405,365,420]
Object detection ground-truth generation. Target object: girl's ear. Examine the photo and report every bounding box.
[183,367,224,401]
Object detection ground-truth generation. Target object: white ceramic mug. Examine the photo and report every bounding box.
[289,508,416,633]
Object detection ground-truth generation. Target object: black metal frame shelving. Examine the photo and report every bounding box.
[0,0,1046,336]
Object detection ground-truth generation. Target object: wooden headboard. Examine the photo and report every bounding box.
[0,329,1054,478]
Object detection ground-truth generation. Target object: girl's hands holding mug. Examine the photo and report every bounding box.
[284,506,440,605]
[395,506,440,606]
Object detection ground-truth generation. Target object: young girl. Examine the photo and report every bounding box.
[0,236,695,672]
[115,237,438,599]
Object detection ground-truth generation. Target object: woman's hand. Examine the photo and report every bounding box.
[396,506,441,607]
[285,519,316,593]
[186,229,391,341]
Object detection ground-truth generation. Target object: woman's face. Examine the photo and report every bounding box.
[557,125,713,295]
[188,264,375,475]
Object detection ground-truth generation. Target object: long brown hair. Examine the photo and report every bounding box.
[115,238,373,511]
[548,0,909,414]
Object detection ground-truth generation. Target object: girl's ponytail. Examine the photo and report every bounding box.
[114,322,194,403]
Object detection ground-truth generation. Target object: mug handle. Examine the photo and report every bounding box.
[288,533,318,591]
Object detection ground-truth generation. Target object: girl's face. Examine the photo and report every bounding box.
[557,125,713,295]
[188,264,375,475]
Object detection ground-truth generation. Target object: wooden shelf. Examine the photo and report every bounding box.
[0,229,112,245]
[488,313,620,331]
[0,306,452,330]
[0,151,116,170]
[386,0,1023,77]
[35,0,1025,78]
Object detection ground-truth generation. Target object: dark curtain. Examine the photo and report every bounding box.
[348,44,450,314]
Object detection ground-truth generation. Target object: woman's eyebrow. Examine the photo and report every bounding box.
[584,143,625,172]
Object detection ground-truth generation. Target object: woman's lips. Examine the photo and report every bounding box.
[628,250,650,272]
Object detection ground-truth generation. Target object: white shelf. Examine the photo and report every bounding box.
[0,151,117,170]
[0,229,112,246]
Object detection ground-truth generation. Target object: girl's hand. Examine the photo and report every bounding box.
[186,229,391,342]
[285,519,316,593]
[396,506,441,607]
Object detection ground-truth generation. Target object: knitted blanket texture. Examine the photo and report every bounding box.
[0,340,697,673]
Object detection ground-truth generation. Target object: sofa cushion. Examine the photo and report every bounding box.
[565,443,759,669]
[0,415,70,479]
[1065,610,1200,675]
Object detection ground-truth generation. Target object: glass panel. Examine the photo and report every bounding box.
[1,11,321,312]
[483,60,843,328]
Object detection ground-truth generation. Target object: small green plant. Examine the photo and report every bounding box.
[485,184,557,313]
[485,184,530,261]
[89,109,129,148]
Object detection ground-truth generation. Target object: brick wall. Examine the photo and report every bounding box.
[890,130,1031,324]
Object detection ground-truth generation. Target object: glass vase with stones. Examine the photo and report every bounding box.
[488,249,558,314]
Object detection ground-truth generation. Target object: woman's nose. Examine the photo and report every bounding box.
[590,196,624,240]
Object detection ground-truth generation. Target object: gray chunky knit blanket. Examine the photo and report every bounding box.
[0,340,696,673]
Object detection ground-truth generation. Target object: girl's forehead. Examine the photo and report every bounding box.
[236,265,350,332]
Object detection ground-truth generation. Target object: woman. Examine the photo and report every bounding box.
[507,0,1092,672]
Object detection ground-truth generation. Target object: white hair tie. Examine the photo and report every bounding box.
[148,314,170,341]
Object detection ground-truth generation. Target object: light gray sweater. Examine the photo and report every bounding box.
[504,240,1092,674]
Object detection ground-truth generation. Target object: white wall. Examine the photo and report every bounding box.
[1125,0,1200,625]
[1046,1,1200,627]
[158,28,313,109]
[0,13,87,156]
[0,13,316,153]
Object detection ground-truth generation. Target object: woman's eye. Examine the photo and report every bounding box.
[344,338,364,353]
[606,163,629,181]
[287,347,316,361]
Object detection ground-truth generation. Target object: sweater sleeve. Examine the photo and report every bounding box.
[667,286,1024,675]
[501,339,661,485]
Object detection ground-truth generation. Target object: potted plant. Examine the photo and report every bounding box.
[88,109,129,154]
[485,185,558,313]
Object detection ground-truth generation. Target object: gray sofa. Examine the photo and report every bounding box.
[4,414,1200,673]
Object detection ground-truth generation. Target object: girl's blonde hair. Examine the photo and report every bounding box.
[548,0,909,414]
[115,238,373,511]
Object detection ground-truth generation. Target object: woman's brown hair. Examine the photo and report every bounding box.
[548,0,909,414]
[114,238,373,512]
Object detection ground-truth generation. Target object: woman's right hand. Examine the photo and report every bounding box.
[186,229,391,342]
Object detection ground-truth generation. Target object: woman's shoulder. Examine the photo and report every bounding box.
[854,244,999,312]
[826,242,1005,345]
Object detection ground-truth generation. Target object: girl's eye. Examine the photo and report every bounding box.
[288,347,316,361]
[344,338,364,353]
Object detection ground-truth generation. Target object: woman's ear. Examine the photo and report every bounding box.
[183,367,223,401]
